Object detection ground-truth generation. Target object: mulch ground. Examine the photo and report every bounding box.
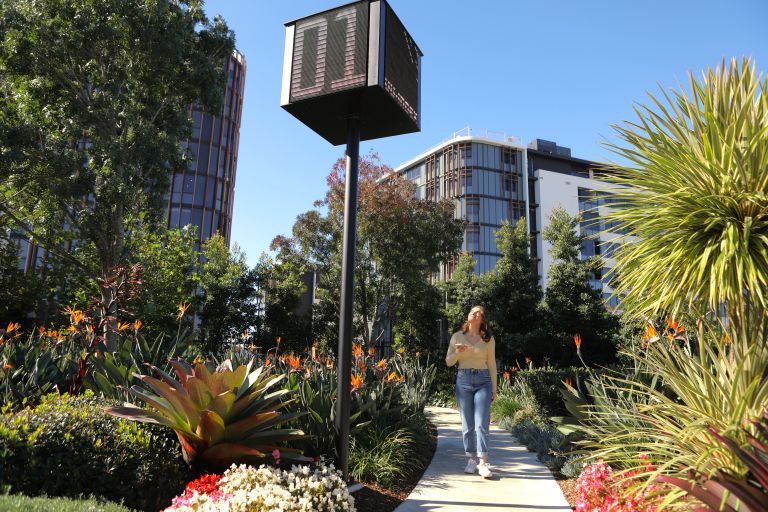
[352,421,438,512]
[555,476,578,510]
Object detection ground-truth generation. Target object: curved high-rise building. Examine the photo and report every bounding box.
[166,50,246,251]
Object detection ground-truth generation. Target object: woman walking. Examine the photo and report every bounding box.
[445,305,497,478]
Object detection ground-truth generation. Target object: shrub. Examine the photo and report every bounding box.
[509,367,588,417]
[0,495,133,512]
[0,392,187,511]
[164,462,355,511]
[490,395,523,423]
[561,455,584,479]
[349,425,417,487]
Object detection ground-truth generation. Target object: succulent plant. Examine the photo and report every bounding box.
[106,358,307,470]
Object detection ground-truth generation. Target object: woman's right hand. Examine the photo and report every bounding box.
[455,344,467,353]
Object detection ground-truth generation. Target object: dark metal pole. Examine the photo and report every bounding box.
[335,115,360,481]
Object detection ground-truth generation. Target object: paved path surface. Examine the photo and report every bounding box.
[394,406,572,512]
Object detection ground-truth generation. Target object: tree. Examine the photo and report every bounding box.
[443,252,483,333]
[271,153,464,353]
[129,225,199,337]
[261,239,312,354]
[602,58,768,338]
[0,0,234,348]
[539,207,618,366]
[483,219,542,364]
[197,234,262,355]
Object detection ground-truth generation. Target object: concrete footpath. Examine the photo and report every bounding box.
[394,406,573,512]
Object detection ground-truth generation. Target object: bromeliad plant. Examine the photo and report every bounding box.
[106,358,308,471]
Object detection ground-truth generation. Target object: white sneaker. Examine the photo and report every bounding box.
[464,458,478,474]
[478,462,493,479]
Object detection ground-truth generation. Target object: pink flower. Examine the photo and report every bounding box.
[272,448,281,465]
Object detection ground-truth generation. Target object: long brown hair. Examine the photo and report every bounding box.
[461,305,492,342]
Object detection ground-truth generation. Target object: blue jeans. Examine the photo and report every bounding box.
[456,368,491,458]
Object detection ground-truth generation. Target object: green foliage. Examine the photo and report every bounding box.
[577,321,768,505]
[0,392,187,511]
[0,495,133,512]
[0,327,83,410]
[129,225,199,338]
[602,58,768,329]
[508,367,589,417]
[392,351,437,414]
[198,235,263,355]
[84,328,193,403]
[658,409,768,512]
[483,220,543,363]
[106,358,307,471]
[537,207,620,366]
[0,0,234,337]
[270,153,463,353]
[443,252,484,333]
[349,425,417,488]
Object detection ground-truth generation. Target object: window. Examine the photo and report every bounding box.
[466,197,479,223]
[464,170,472,190]
[466,226,480,252]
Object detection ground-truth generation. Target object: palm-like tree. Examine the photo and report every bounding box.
[601,57,768,339]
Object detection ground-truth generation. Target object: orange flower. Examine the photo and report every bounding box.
[312,344,320,361]
[70,310,83,325]
[86,324,94,334]
[3,363,12,369]
[525,356,532,364]
[286,353,300,370]
[367,347,376,356]
[67,325,77,333]
[724,334,730,346]
[276,336,282,345]
[176,302,191,321]
[117,322,130,331]
[564,378,573,388]
[384,371,404,384]
[264,358,272,366]
[37,326,46,335]
[5,322,20,334]
[397,347,405,355]
[350,373,363,390]
[240,330,249,340]
[356,361,367,372]
[573,334,582,351]
[304,368,311,379]
[642,324,659,343]
[376,359,387,370]
[511,367,518,372]
[193,355,204,365]
[416,352,421,359]
[352,343,363,359]
[325,357,334,369]
[666,318,685,335]
[133,320,142,331]
[503,371,510,381]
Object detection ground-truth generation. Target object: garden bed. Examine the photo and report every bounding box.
[353,420,437,512]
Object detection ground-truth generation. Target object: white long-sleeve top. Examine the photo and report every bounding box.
[445,332,497,394]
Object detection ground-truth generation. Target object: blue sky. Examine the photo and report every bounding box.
[205,0,768,264]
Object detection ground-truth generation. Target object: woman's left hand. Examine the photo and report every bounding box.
[491,391,496,401]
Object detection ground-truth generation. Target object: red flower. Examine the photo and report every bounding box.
[185,474,222,495]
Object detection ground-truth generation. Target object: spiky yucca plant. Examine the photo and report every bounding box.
[106,358,307,471]
[601,57,768,335]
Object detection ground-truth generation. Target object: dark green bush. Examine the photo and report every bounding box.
[0,495,132,512]
[510,367,588,416]
[0,392,189,511]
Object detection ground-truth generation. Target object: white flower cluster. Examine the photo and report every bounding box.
[173,463,356,512]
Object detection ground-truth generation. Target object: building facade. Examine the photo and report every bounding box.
[394,128,620,306]
[166,50,246,252]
